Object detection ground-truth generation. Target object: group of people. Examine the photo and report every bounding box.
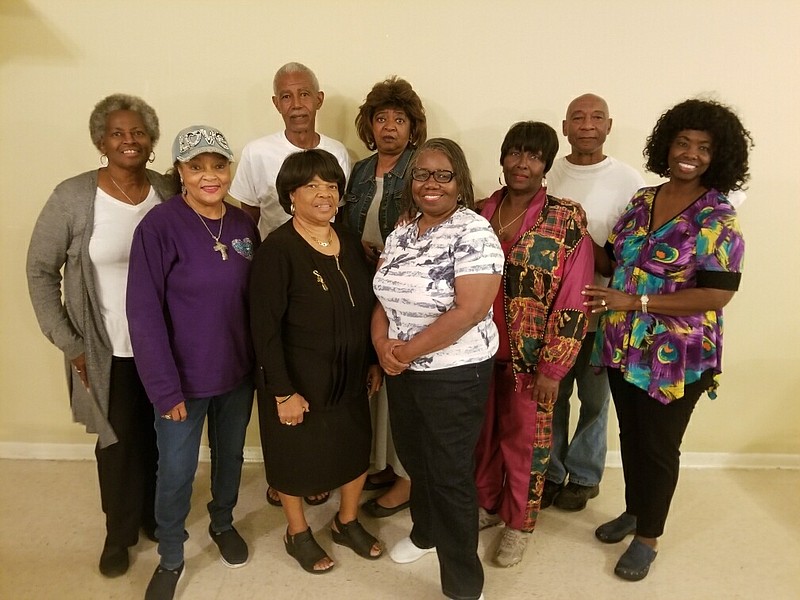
[26,60,752,600]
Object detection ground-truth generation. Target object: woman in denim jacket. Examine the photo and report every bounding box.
[340,77,426,517]
[341,77,427,263]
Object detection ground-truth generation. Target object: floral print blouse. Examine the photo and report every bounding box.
[592,186,744,404]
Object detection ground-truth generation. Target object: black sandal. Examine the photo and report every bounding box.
[303,491,331,506]
[269,487,331,507]
[266,486,282,507]
[284,527,334,574]
[331,513,383,560]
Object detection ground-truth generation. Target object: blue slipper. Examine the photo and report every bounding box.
[595,512,637,544]
[614,538,657,581]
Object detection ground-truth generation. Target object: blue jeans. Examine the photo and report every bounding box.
[153,378,253,569]
[387,358,492,600]
[548,333,609,487]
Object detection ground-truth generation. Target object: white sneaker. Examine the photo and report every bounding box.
[389,536,437,564]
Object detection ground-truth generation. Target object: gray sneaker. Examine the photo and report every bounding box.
[493,526,531,567]
[478,507,502,530]
[144,563,184,600]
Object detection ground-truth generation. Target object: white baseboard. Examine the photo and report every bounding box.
[1,442,798,469]
[604,451,800,469]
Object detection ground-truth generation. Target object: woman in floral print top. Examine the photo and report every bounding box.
[583,99,753,582]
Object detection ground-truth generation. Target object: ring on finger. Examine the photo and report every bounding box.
[600,299,607,307]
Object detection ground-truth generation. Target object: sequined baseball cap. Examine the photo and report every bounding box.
[171,125,234,162]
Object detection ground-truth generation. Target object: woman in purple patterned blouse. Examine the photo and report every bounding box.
[582,99,753,582]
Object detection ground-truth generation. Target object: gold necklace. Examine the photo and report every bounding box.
[298,220,333,247]
[186,200,228,260]
[496,194,528,236]
[109,174,145,205]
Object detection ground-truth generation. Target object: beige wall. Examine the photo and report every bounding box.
[2,0,799,457]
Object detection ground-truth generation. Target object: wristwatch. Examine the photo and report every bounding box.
[640,294,650,314]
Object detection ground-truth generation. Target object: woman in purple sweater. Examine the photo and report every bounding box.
[127,126,259,600]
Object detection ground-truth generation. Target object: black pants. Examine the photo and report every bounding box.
[387,358,492,600]
[608,368,708,538]
[95,357,158,547]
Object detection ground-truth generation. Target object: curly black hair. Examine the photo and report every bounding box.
[644,98,753,192]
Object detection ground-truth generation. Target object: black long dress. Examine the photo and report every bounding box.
[250,221,375,496]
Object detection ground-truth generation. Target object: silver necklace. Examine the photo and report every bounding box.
[187,201,228,260]
[109,174,145,205]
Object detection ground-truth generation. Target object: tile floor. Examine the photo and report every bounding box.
[1,460,797,599]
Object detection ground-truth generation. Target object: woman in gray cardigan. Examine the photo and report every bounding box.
[26,94,176,578]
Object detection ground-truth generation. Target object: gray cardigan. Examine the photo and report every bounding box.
[26,169,176,448]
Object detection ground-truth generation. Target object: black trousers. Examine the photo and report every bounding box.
[608,368,707,538]
[387,358,492,600]
[95,357,158,547]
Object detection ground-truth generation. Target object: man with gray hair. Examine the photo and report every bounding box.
[231,62,350,239]
[544,93,645,512]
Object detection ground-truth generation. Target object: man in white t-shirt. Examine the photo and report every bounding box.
[544,93,646,512]
[230,62,351,239]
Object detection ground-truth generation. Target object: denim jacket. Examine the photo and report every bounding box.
[341,146,413,242]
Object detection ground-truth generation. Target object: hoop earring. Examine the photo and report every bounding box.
[334,205,339,216]
[180,178,186,196]
[100,154,108,166]
[541,176,547,189]
[290,203,295,215]
[148,151,156,164]
[498,170,506,186]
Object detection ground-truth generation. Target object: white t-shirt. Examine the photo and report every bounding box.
[374,207,504,371]
[89,187,159,356]
[547,155,645,329]
[548,156,645,247]
[229,131,351,239]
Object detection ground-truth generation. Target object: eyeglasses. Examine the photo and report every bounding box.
[411,168,456,183]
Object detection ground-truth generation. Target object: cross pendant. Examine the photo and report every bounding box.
[214,241,228,261]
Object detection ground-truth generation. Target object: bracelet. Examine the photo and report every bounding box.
[276,393,294,405]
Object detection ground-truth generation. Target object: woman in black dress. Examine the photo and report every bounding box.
[250,149,383,574]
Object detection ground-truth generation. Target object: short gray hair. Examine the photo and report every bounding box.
[89,93,160,150]
[272,62,320,95]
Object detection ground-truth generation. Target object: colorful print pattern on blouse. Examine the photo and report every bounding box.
[592,186,744,404]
